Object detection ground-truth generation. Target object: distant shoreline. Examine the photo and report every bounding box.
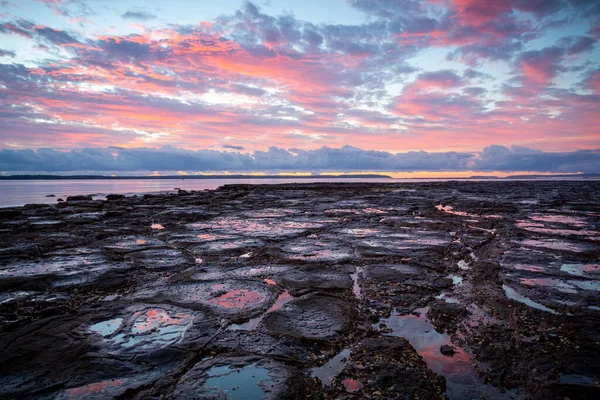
[0,174,393,180]
[0,173,598,180]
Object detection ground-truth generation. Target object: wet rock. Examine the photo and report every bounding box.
[326,337,446,399]
[276,268,353,295]
[66,195,93,201]
[0,209,22,220]
[1,181,600,399]
[427,300,469,333]
[124,248,192,270]
[106,194,125,200]
[440,344,456,356]
[263,294,353,341]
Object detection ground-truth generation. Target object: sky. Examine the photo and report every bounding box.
[0,0,599,174]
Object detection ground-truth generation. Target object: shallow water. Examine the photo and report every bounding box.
[229,290,294,331]
[204,363,271,399]
[380,308,508,399]
[503,285,558,314]
[311,348,352,386]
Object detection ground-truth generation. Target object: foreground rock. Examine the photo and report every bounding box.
[1,181,599,399]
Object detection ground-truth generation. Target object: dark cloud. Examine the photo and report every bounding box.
[121,11,158,21]
[0,146,597,173]
[0,49,16,58]
[558,36,597,55]
[0,20,80,45]
[33,26,80,45]
[472,145,600,173]
[222,144,245,150]
[229,84,267,97]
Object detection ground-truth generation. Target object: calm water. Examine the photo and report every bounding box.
[0,178,397,208]
[0,177,595,208]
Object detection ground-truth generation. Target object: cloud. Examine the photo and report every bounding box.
[222,144,245,150]
[0,49,16,57]
[0,145,597,173]
[121,11,157,21]
[0,0,598,155]
[472,145,600,173]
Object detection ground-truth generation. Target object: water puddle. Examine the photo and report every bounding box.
[283,241,353,262]
[93,309,194,351]
[449,275,463,285]
[529,214,587,227]
[151,223,164,230]
[363,208,387,214]
[90,318,123,337]
[192,239,264,253]
[324,208,362,215]
[518,239,590,253]
[187,217,324,238]
[351,267,362,300]
[502,285,558,314]
[229,290,294,331]
[203,363,271,400]
[457,260,470,270]
[519,278,577,294]
[436,205,470,217]
[242,208,296,218]
[379,308,506,399]
[516,222,598,239]
[311,348,352,386]
[62,378,127,399]
[342,379,362,393]
[513,264,545,273]
[209,290,266,309]
[0,291,34,304]
[341,228,381,236]
[560,263,600,276]
[570,280,600,292]
[103,236,165,253]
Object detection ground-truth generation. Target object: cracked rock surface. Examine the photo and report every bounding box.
[1,181,599,399]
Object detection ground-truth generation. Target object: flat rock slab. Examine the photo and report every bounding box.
[1,181,600,399]
[124,248,192,269]
[263,294,353,341]
[102,236,167,254]
[0,251,119,287]
[275,268,353,294]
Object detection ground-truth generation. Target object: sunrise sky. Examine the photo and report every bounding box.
[0,0,599,174]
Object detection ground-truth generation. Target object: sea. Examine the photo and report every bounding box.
[0,177,595,208]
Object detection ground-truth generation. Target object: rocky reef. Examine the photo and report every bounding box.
[1,181,599,399]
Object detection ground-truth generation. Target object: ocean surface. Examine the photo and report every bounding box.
[0,178,397,208]
[0,177,595,208]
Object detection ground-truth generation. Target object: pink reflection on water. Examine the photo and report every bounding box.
[208,289,266,309]
[136,239,147,245]
[530,214,587,227]
[132,309,193,333]
[264,278,276,285]
[513,264,546,272]
[65,379,125,399]
[266,290,292,312]
[520,277,577,294]
[342,379,362,393]
[151,223,164,230]
[435,204,470,217]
